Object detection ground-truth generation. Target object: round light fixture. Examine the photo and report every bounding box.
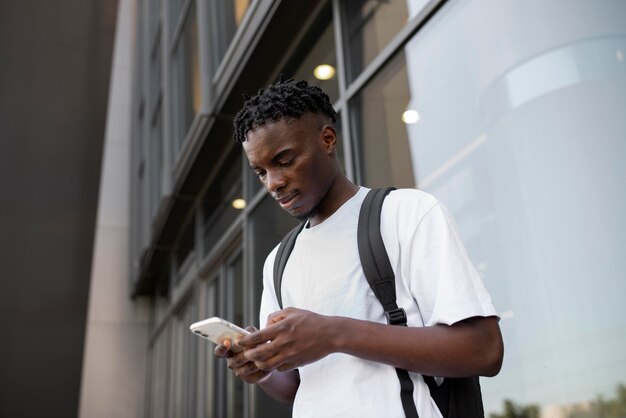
[313,64,336,80]
[231,198,246,210]
[402,109,420,124]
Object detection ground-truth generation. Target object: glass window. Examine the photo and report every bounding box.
[150,109,162,217]
[149,322,170,418]
[203,278,220,418]
[342,0,414,82]
[398,0,626,415]
[202,151,243,256]
[286,6,339,104]
[172,1,200,153]
[175,217,195,278]
[150,31,162,115]
[349,51,415,188]
[148,0,162,41]
[211,0,252,73]
[172,295,197,418]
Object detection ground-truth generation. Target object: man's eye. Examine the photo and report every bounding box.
[279,159,294,167]
[255,171,266,178]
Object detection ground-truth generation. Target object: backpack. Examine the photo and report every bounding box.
[273,187,485,418]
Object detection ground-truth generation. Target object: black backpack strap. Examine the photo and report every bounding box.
[358,187,419,418]
[358,188,406,324]
[273,222,306,309]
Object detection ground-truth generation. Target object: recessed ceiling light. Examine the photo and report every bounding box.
[313,64,336,80]
[402,109,420,124]
[232,198,246,210]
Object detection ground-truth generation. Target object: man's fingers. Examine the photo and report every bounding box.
[253,352,286,372]
[214,339,232,358]
[244,338,282,364]
[238,327,274,347]
[267,308,293,325]
[227,351,250,369]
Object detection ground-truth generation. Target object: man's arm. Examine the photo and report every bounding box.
[238,308,503,378]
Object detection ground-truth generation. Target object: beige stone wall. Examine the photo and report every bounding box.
[78,0,151,417]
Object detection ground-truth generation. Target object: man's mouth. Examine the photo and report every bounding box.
[276,192,300,209]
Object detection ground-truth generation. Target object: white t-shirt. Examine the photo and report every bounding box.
[259,187,497,418]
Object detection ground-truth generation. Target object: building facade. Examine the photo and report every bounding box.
[82,0,626,417]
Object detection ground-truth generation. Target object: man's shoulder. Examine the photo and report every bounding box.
[384,187,440,214]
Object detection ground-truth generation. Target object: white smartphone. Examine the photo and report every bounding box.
[189,317,251,352]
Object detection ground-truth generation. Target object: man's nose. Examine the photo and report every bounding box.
[265,170,286,192]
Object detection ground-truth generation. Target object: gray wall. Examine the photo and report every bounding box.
[0,1,118,416]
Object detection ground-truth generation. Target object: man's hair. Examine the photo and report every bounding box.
[233,78,338,143]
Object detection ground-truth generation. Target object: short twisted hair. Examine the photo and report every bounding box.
[233,78,337,143]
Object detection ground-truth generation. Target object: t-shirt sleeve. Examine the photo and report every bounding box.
[392,194,498,326]
[258,245,281,330]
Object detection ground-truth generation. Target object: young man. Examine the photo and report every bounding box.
[215,79,503,417]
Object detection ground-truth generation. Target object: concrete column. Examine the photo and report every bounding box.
[78,0,151,417]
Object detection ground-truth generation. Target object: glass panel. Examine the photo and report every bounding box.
[203,151,243,256]
[227,254,245,418]
[150,109,162,218]
[287,6,339,104]
[399,0,626,415]
[150,32,162,114]
[149,322,170,418]
[172,295,197,418]
[211,0,252,72]
[204,278,220,418]
[172,312,185,417]
[249,195,297,418]
[148,0,162,41]
[173,1,200,153]
[342,0,413,82]
[169,0,185,34]
[175,218,195,279]
[184,297,198,418]
[349,52,415,188]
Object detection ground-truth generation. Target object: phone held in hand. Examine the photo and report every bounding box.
[189,317,251,352]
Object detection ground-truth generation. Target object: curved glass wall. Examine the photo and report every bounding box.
[350,0,626,414]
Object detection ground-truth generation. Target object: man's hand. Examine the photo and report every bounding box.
[214,326,273,384]
[237,308,337,372]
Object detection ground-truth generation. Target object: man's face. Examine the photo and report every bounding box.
[242,113,338,221]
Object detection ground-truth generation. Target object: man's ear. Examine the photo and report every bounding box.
[320,125,337,154]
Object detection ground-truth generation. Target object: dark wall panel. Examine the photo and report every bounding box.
[0,1,118,416]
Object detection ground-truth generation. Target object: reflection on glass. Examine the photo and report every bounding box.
[287,6,339,103]
[401,0,626,415]
[341,0,409,82]
[211,0,251,72]
[173,1,200,153]
[349,51,415,188]
[203,151,243,255]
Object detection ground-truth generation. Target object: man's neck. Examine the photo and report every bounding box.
[308,176,359,227]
